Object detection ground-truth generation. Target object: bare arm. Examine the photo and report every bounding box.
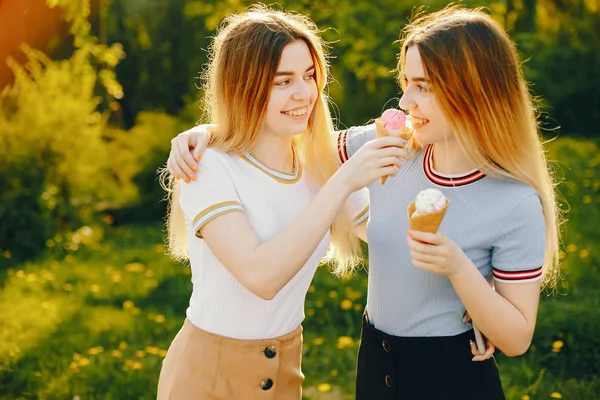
[408,230,541,356]
[449,265,540,356]
[199,137,405,300]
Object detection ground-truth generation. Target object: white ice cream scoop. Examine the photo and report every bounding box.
[413,188,447,217]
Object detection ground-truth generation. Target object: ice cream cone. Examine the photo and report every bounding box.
[407,199,449,233]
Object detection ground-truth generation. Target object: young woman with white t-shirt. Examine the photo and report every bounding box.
[157,6,407,400]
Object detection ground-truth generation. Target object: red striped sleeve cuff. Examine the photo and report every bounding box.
[493,267,543,283]
[337,130,349,164]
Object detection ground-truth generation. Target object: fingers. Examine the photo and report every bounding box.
[191,129,211,162]
[167,156,185,182]
[471,340,495,361]
[408,230,445,245]
[409,248,443,264]
[377,156,404,170]
[369,136,408,149]
[171,137,197,181]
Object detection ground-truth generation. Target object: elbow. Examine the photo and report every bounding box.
[500,338,532,357]
[251,287,277,301]
[242,274,279,301]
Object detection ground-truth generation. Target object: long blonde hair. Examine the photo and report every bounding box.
[398,6,562,289]
[164,5,361,275]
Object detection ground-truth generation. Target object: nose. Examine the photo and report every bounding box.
[292,79,311,101]
[398,90,416,112]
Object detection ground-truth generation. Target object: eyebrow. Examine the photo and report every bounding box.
[403,75,430,83]
[275,65,315,76]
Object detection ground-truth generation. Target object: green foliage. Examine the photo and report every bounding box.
[0,0,124,264]
[0,137,599,399]
[104,0,600,135]
[104,112,184,223]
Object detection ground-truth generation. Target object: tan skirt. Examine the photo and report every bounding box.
[157,319,304,400]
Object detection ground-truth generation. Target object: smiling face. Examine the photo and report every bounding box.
[261,39,318,140]
[398,45,453,146]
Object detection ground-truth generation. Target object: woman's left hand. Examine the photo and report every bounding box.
[471,338,496,362]
[406,230,471,277]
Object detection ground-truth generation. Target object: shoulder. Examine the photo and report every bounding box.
[198,148,233,169]
[482,176,540,211]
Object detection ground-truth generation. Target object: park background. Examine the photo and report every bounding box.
[0,0,598,399]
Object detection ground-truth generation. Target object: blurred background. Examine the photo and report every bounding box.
[0,0,598,399]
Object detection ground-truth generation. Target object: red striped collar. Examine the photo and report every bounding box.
[423,145,485,187]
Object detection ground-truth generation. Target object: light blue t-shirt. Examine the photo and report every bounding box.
[339,124,546,337]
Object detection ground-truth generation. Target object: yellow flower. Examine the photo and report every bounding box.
[16,270,25,278]
[579,249,589,259]
[328,291,338,299]
[317,383,332,393]
[125,262,145,273]
[340,299,353,310]
[583,195,591,204]
[566,243,577,252]
[78,357,91,367]
[154,314,166,323]
[63,283,74,291]
[111,350,123,358]
[118,341,128,351]
[112,273,122,283]
[88,346,104,355]
[313,337,325,346]
[521,395,530,400]
[135,350,146,358]
[145,269,155,277]
[90,284,100,293]
[336,336,354,349]
[131,361,143,370]
[550,392,562,399]
[158,349,168,358]
[330,369,338,377]
[123,300,134,310]
[308,285,316,293]
[306,309,315,316]
[552,340,564,353]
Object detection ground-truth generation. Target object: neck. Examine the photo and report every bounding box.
[250,135,295,173]
[431,140,477,175]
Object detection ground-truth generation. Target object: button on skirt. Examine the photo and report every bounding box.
[157,318,303,400]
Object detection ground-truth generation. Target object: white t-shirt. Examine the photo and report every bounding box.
[179,148,369,339]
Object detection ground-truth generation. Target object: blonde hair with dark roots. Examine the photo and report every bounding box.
[162,5,361,276]
[398,5,562,289]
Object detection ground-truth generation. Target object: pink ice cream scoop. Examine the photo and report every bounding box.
[380,108,407,136]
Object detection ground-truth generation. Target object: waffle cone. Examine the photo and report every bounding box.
[407,199,449,233]
[375,119,411,185]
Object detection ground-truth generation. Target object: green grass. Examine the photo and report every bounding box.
[1,136,599,400]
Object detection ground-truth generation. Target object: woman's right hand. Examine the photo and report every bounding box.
[167,124,214,182]
[333,136,407,193]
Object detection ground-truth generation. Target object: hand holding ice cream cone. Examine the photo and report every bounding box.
[376,108,412,184]
[407,188,449,233]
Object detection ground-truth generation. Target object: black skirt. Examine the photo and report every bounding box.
[356,313,506,400]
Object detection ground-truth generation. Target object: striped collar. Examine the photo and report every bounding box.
[423,145,485,187]
[241,148,302,184]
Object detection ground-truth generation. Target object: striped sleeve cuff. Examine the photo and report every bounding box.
[353,205,369,226]
[493,267,543,283]
[193,201,243,237]
[337,130,349,164]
